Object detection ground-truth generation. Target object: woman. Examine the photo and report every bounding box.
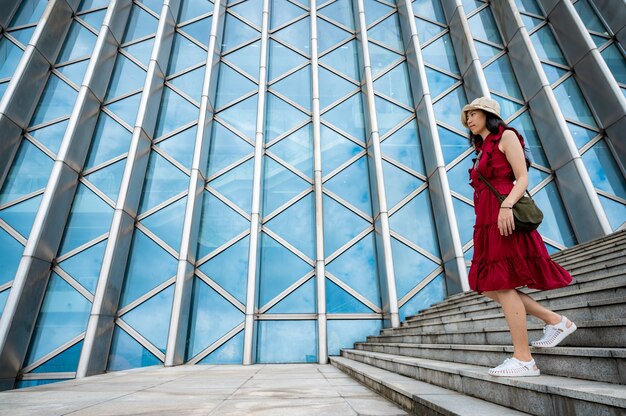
[463,97,577,377]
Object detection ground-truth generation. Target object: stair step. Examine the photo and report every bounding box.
[354,343,626,384]
[369,319,626,348]
[556,247,626,268]
[330,356,530,416]
[338,349,626,416]
[551,231,626,262]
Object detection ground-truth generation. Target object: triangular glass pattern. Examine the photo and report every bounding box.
[530,25,567,65]
[399,273,445,321]
[167,33,207,76]
[268,39,308,81]
[381,160,423,209]
[413,0,446,24]
[317,18,352,54]
[600,45,626,84]
[266,278,316,313]
[320,124,363,174]
[178,0,214,23]
[57,59,89,87]
[270,0,307,30]
[223,40,261,80]
[140,197,187,250]
[268,124,313,178]
[170,65,206,103]
[30,75,78,127]
[363,0,393,27]
[265,193,315,259]
[138,0,161,14]
[231,0,264,27]
[374,63,412,106]
[467,7,502,45]
[319,40,359,81]
[374,95,412,137]
[414,17,444,44]
[0,289,8,315]
[318,68,357,110]
[389,190,440,257]
[432,86,466,131]
[491,93,523,120]
[123,38,155,67]
[56,21,97,64]
[381,122,424,174]
[0,38,22,80]
[598,194,626,231]
[218,94,259,140]
[122,6,159,44]
[58,239,107,295]
[10,0,48,27]
[79,8,107,31]
[0,229,23,286]
[222,14,259,53]
[30,340,83,374]
[368,42,401,77]
[156,125,197,170]
[325,156,372,215]
[198,236,249,305]
[84,158,126,201]
[421,34,460,75]
[138,152,189,214]
[566,122,597,150]
[265,93,309,143]
[437,125,470,165]
[322,93,365,142]
[186,277,244,358]
[520,14,543,31]
[528,167,549,189]
[154,87,198,138]
[508,111,549,167]
[85,113,132,169]
[0,194,42,239]
[461,0,484,13]
[473,39,502,63]
[105,92,141,128]
[197,331,244,364]
[261,158,310,215]
[581,140,626,199]
[515,0,542,15]
[107,326,161,371]
[322,194,370,256]
[319,0,354,30]
[446,154,474,200]
[573,0,606,34]
[29,119,69,156]
[391,236,439,299]
[180,16,213,45]
[326,278,373,313]
[7,27,36,46]
[452,196,475,244]
[207,122,254,177]
[368,15,404,52]
[0,140,53,204]
[532,182,576,246]
[272,17,310,55]
[209,158,254,213]
[327,319,382,356]
[483,56,523,100]
[552,77,596,127]
[122,285,175,353]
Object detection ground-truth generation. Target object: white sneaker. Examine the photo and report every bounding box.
[531,315,577,348]
[488,357,540,377]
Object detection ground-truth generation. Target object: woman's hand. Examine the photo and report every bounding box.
[498,206,515,236]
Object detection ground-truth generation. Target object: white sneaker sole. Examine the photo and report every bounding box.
[531,322,577,348]
[488,370,541,377]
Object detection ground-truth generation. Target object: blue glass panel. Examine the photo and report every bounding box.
[591,34,610,48]
[107,326,161,370]
[520,14,543,31]
[528,166,549,189]
[269,0,306,29]
[31,341,83,373]
[491,94,523,120]
[257,320,317,363]
[483,56,523,100]
[207,122,254,177]
[198,331,244,364]
[326,279,373,313]
[122,6,159,43]
[267,278,316,313]
[258,233,312,306]
[433,86,466,131]
[138,0,161,14]
[57,21,97,63]
[424,67,457,100]
[582,140,626,199]
[105,55,146,100]
[139,153,189,213]
[461,0,484,13]
[467,8,502,45]
[320,125,362,174]
[229,0,262,28]
[452,197,475,244]
[0,81,7,100]
[265,93,309,142]
[573,0,607,34]
[57,59,89,87]
[601,44,626,85]
[391,237,439,299]
[268,39,307,81]
[0,140,53,204]
[155,84,200,134]
[80,9,107,31]
[533,181,576,247]
[119,230,178,308]
[320,40,359,81]
[544,242,560,255]
[323,194,370,256]
[273,17,311,55]
[374,63,412,106]
[381,122,424,174]
[58,240,106,294]
[272,65,312,111]
[318,67,356,110]
[223,41,261,80]
[319,0,354,29]
[438,125,469,165]
[413,0,446,24]
[414,17,444,45]
[209,158,254,212]
[368,42,401,77]
[368,15,403,52]
[509,111,549,167]
[29,120,68,153]
[198,236,249,304]
[473,39,501,63]
[265,194,315,259]
[106,92,141,128]
[156,126,196,170]
[85,114,132,169]
[180,16,213,45]
[382,160,423,209]
[24,274,91,366]
[566,122,596,150]
[262,158,309,215]
[0,38,23,79]
[399,273,445,321]
[553,77,596,127]
[186,278,244,358]
[446,154,473,199]
[0,230,22,286]
[167,33,207,76]
[0,195,42,238]
[80,0,111,11]
[389,190,440,257]
[123,38,154,67]
[122,285,174,352]
[598,194,626,231]
[268,124,313,178]
[218,94,258,140]
[196,192,249,258]
[10,0,48,27]
[421,34,459,75]
[465,246,474,263]
[170,65,206,104]
[0,289,9,315]
[364,0,392,27]
[514,0,542,15]
[327,319,382,355]
[530,26,567,65]
[375,95,412,137]
[178,0,214,22]
[58,185,113,255]
[7,27,36,46]
[317,18,351,54]
[322,93,365,142]
[31,75,78,126]
[325,157,372,214]
[141,197,186,250]
[222,15,259,52]
[326,233,380,306]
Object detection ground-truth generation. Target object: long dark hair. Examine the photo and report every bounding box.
[468,112,509,151]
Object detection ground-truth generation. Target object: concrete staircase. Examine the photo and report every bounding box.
[330,230,626,415]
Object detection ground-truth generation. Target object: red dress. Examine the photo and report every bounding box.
[467,125,572,293]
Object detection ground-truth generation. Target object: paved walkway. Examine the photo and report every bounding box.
[0,364,408,415]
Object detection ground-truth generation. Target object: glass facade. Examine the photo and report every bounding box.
[0,0,624,389]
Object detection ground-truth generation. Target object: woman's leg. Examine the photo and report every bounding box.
[494,289,532,361]
[516,290,573,328]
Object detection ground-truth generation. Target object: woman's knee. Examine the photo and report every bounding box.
[483,291,500,303]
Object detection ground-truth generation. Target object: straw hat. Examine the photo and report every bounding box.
[461,97,501,128]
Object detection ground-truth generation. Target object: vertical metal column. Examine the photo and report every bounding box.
[352,0,399,327]
[0,0,21,29]
[0,0,132,390]
[164,0,227,367]
[0,0,77,195]
[395,0,469,294]
[310,0,327,364]
[490,0,611,241]
[536,0,626,169]
[242,0,270,365]
[77,0,181,378]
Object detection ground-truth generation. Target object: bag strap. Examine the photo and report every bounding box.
[476,168,533,202]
